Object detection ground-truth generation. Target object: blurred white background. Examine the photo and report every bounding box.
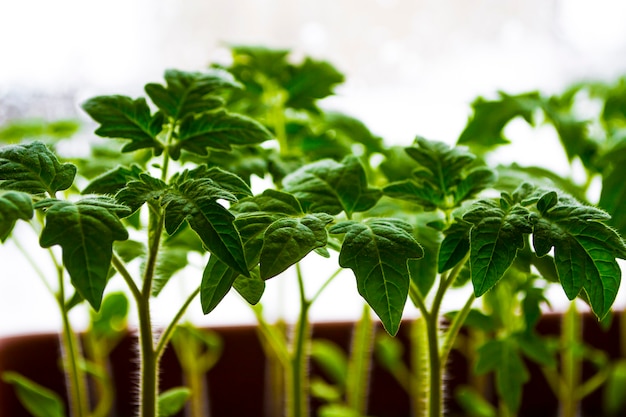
[1,0,626,335]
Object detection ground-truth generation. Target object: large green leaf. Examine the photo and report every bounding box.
[0,191,33,241]
[282,156,382,217]
[260,213,333,279]
[464,199,533,297]
[2,372,66,417]
[475,338,529,413]
[162,179,248,276]
[599,164,626,236]
[330,219,424,336]
[0,141,76,195]
[532,192,626,318]
[145,69,240,120]
[173,110,273,158]
[37,197,131,310]
[82,95,164,154]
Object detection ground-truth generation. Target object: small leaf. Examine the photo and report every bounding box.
[464,200,532,297]
[311,339,349,386]
[163,179,248,276]
[2,372,66,417]
[82,164,143,196]
[475,338,529,413]
[383,179,442,210]
[82,95,164,153]
[454,167,496,204]
[0,191,33,241]
[158,387,191,417]
[283,156,382,217]
[115,173,169,214]
[37,197,131,310]
[174,110,273,157]
[285,57,345,112]
[145,68,240,120]
[330,219,424,335]
[152,247,189,296]
[177,165,252,199]
[260,213,333,279]
[438,219,471,273]
[232,268,265,305]
[455,386,496,417]
[201,255,240,314]
[0,141,76,195]
[603,360,626,415]
[458,91,541,149]
[514,331,556,367]
[90,292,129,338]
[445,309,497,332]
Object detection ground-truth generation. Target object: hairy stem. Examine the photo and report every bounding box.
[57,266,89,417]
[288,264,311,417]
[346,304,374,414]
[559,302,582,417]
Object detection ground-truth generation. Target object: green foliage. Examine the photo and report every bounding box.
[330,219,424,335]
[157,387,191,417]
[36,197,131,310]
[2,372,67,417]
[0,191,33,241]
[0,141,76,195]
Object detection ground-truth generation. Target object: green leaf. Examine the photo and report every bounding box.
[282,156,382,217]
[158,387,191,417]
[37,197,131,310]
[454,167,496,205]
[115,173,168,214]
[599,165,626,236]
[174,165,252,199]
[438,219,471,273]
[0,141,76,195]
[174,110,273,157]
[330,219,424,335]
[163,179,248,276]
[531,193,626,318]
[232,268,265,305]
[201,255,240,314]
[152,246,189,296]
[0,118,79,144]
[285,57,345,113]
[457,91,541,149]
[145,69,240,120]
[445,309,497,332]
[311,339,349,386]
[514,331,556,367]
[260,213,333,279]
[455,386,496,417]
[2,372,67,417]
[82,164,143,196]
[82,95,164,154]
[383,179,442,210]
[603,359,626,415]
[90,291,129,338]
[475,338,529,413]
[0,191,33,241]
[464,199,532,297]
[408,214,443,296]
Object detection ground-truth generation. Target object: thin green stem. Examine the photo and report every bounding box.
[11,234,55,294]
[309,267,343,305]
[409,282,431,322]
[111,253,141,303]
[288,263,311,417]
[411,316,430,417]
[559,301,582,417]
[440,291,476,365]
[346,304,374,415]
[155,286,201,359]
[57,266,90,417]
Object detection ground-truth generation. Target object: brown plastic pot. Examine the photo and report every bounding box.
[0,313,622,417]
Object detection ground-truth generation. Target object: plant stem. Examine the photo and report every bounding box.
[411,316,430,417]
[288,264,311,417]
[560,301,582,417]
[56,265,89,417]
[346,304,374,414]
